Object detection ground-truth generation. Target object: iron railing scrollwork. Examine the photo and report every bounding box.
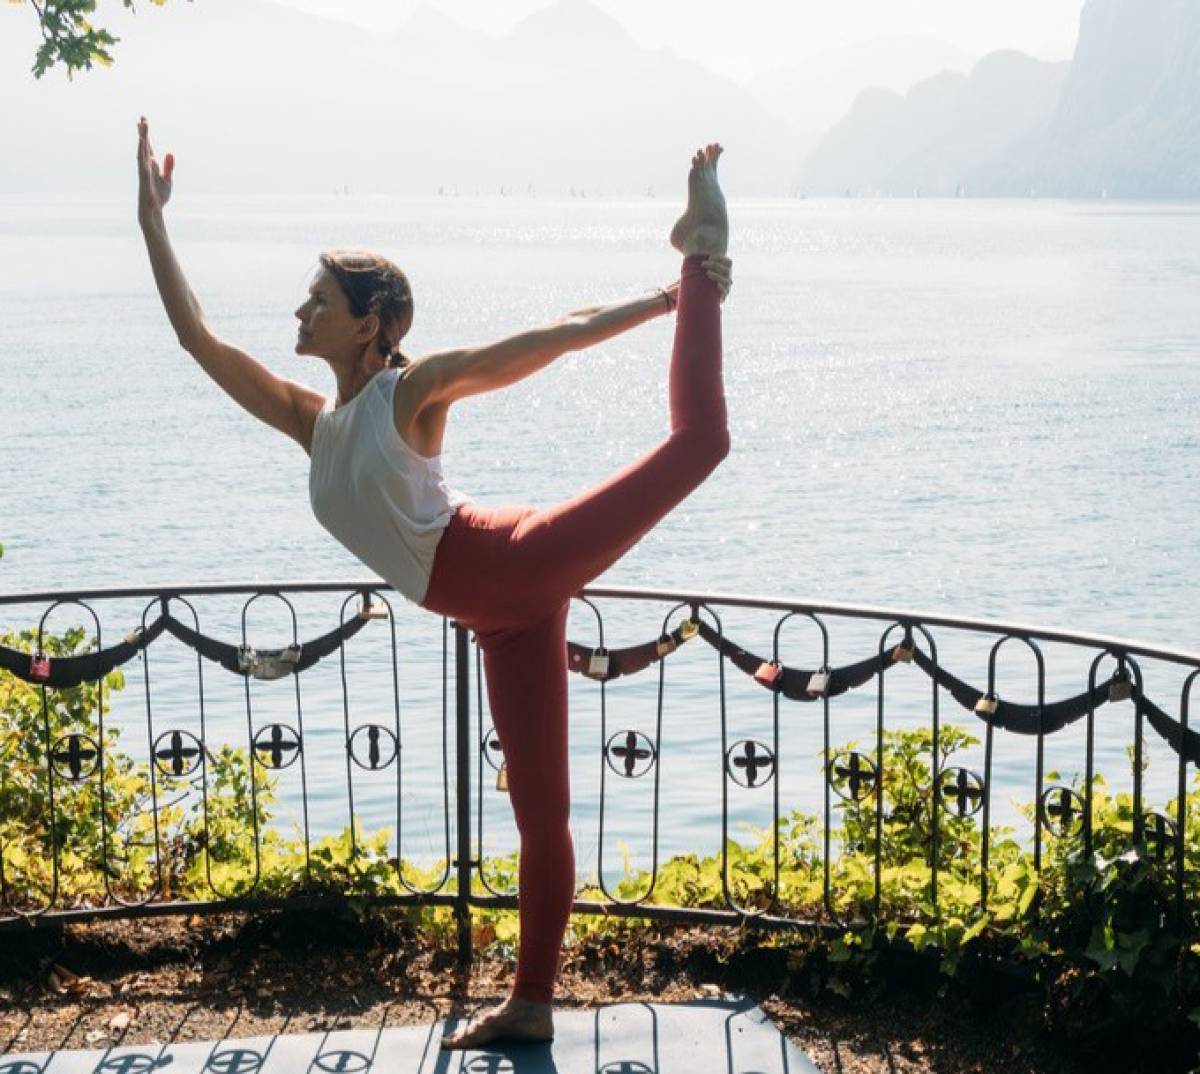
[1,581,1199,961]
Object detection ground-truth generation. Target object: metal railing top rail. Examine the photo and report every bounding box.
[1,579,1197,669]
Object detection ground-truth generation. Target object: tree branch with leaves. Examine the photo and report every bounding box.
[9,0,185,78]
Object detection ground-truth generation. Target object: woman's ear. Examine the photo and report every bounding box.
[357,313,381,348]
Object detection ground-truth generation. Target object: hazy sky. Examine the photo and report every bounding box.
[278,0,1088,79]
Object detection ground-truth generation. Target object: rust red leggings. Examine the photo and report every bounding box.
[419,254,727,1003]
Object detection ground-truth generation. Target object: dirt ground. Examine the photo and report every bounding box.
[0,909,1183,1073]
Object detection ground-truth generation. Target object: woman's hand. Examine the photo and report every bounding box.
[137,116,175,227]
[663,257,733,307]
[704,255,733,301]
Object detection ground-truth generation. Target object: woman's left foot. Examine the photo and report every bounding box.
[670,143,728,257]
[440,996,555,1050]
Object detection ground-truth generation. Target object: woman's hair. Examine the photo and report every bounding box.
[318,250,414,368]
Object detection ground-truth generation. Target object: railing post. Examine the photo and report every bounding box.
[453,621,473,967]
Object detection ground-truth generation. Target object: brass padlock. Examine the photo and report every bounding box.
[496,762,509,792]
[807,669,831,696]
[974,694,999,716]
[359,596,390,620]
[656,634,677,658]
[679,618,700,641]
[587,648,610,678]
[754,661,784,687]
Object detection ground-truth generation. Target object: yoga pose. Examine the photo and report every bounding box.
[137,118,732,1049]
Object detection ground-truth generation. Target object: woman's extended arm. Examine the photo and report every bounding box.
[137,118,322,450]
[410,258,732,408]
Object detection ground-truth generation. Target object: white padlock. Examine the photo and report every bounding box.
[807,669,831,696]
[588,648,610,678]
[974,694,999,716]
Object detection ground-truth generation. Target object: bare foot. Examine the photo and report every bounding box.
[670,143,728,257]
[440,996,555,1050]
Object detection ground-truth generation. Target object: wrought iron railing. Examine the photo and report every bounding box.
[2,582,1198,960]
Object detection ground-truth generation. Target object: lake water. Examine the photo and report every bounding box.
[1,195,1198,889]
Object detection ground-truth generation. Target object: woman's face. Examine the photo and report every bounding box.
[294,267,372,361]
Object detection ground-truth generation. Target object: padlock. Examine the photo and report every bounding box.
[679,618,700,641]
[754,661,784,687]
[806,669,831,696]
[29,651,51,682]
[1109,674,1133,702]
[892,642,914,664]
[656,634,677,658]
[237,646,258,674]
[124,626,145,647]
[496,762,509,793]
[974,694,999,716]
[282,643,302,665]
[359,596,390,620]
[587,648,610,678]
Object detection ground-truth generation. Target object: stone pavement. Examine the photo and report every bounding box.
[0,995,820,1073]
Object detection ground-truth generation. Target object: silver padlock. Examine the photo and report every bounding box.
[587,648,610,678]
[236,646,258,674]
[807,668,831,696]
[1109,675,1133,702]
[974,694,999,716]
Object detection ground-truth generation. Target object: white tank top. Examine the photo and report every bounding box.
[308,367,471,605]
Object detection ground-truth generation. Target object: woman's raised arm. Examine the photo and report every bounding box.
[409,258,732,409]
[136,118,323,451]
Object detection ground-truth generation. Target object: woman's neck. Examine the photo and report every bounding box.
[334,360,387,408]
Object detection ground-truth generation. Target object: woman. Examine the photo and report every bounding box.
[136,117,732,1049]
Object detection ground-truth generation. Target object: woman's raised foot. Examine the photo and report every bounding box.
[670,143,728,258]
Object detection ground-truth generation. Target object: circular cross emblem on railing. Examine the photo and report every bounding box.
[50,733,100,783]
[828,751,878,802]
[726,739,775,788]
[600,1063,655,1074]
[348,724,398,772]
[482,728,505,772]
[153,729,203,778]
[313,1051,372,1073]
[252,724,301,770]
[937,767,985,818]
[1141,811,1179,863]
[464,1056,514,1074]
[605,730,656,779]
[205,1049,264,1074]
[0,1062,48,1074]
[1039,785,1085,837]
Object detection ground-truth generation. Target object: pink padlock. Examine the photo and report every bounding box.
[754,661,784,687]
[30,651,51,682]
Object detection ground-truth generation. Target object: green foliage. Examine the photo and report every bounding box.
[9,0,185,79]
